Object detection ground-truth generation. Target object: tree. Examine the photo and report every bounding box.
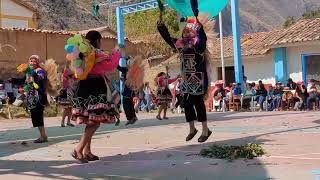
[112,9,180,56]
[302,8,320,19]
[283,8,320,28]
[283,16,295,28]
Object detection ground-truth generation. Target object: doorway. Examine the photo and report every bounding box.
[218,66,244,86]
[302,54,320,84]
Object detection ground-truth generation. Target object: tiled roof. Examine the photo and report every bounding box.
[0,27,132,42]
[266,18,320,47]
[78,26,117,37]
[210,30,281,60]
[149,18,320,63]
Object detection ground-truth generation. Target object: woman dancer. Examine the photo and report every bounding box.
[17,56,57,143]
[67,31,122,163]
[157,13,213,142]
[155,68,178,120]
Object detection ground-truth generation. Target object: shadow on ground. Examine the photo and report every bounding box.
[0,111,317,179]
[0,136,271,180]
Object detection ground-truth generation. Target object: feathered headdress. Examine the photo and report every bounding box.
[126,55,145,90]
[43,59,58,96]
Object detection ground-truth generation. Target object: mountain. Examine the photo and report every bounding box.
[217,0,320,35]
[23,0,320,34]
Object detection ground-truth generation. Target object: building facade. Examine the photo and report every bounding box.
[0,0,40,28]
[146,18,320,86]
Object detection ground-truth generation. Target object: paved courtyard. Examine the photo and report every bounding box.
[0,111,320,180]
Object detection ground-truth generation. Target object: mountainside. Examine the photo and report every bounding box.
[24,0,320,34]
[217,0,320,35]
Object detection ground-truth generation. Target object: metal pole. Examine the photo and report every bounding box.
[219,12,225,87]
[116,7,126,107]
[230,0,243,85]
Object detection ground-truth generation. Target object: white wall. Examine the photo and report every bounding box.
[1,18,28,28]
[212,53,275,85]
[1,0,34,17]
[287,44,320,82]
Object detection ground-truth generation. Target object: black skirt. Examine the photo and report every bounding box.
[156,87,172,106]
[71,76,118,125]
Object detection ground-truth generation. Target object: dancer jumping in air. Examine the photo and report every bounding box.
[157,9,213,142]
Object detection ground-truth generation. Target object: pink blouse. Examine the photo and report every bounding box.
[89,48,122,76]
[158,76,177,87]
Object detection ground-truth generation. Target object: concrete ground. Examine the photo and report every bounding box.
[0,111,320,180]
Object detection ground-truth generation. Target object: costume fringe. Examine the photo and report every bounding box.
[43,59,58,97]
[126,55,145,90]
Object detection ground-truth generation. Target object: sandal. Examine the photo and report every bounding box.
[67,123,74,127]
[125,117,138,126]
[186,129,198,141]
[71,150,88,164]
[33,137,48,143]
[163,116,169,120]
[198,130,213,143]
[156,115,162,120]
[84,153,100,161]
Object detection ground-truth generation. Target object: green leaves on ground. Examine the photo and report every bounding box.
[200,143,266,160]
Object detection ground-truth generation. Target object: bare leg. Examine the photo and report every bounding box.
[66,108,73,125]
[157,104,163,119]
[38,126,47,139]
[201,121,209,136]
[75,125,97,157]
[61,108,67,126]
[83,124,100,155]
[163,104,168,119]
[188,121,196,134]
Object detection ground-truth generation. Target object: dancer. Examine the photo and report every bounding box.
[157,12,213,142]
[17,56,58,143]
[56,65,74,127]
[155,67,178,120]
[65,31,122,163]
[117,56,144,125]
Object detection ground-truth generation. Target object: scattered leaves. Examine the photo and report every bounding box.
[200,143,266,160]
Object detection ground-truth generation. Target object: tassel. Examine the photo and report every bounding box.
[157,0,165,12]
[190,0,199,17]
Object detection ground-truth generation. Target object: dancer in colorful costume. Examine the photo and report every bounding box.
[17,56,58,143]
[117,56,144,125]
[56,65,75,127]
[157,5,213,142]
[64,31,122,163]
[155,67,178,120]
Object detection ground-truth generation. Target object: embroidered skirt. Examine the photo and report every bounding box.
[156,87,172,106]
[71,76,118,125]
[56,89,72,108]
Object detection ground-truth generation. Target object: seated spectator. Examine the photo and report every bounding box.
[242,83,256,109]
[233,83,242,96]
[213,84,226,111]
[293,82,308,111]
[281,87,294,110]
[287,78,297,90]
[4,79,14,104]
[13,84,19,99]
[255,80,268,111]
[269,82,283,111]
[307,79,320,110]
[0,84,8,104]
[267,86,274,111]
